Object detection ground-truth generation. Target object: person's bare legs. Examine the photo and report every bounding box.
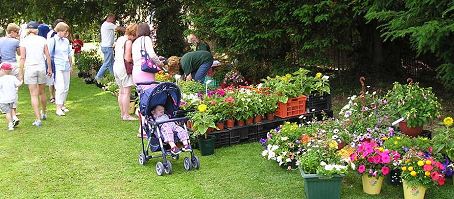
[117,90,124,118]
[39,84,47,115]
[49,85,55,102]
[28,84,41,121]
[121,86,133,119]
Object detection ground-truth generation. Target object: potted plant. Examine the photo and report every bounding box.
[190,104,218,156]
[297,124,348,199]
[400,148,445,199]
[223,96,236,128]
[350,140,400,195]
[262,94,278,121]
[433,117,454,181]
[384,82,441,136]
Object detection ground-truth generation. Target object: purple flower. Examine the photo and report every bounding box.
[259,138,267,145]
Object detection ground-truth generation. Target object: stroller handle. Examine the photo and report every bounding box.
[153,117,189,125]
[135,81,160,86]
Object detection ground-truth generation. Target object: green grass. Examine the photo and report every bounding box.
[1,77,454,198]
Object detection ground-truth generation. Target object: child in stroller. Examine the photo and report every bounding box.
[152,105,191,154]
[137,81,200,176]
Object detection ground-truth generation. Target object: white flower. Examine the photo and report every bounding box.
[320,161,327,166]
[281,137,288,141]
[344,110,352,118]
[257,83,263,89]
[333,129,339,134]
[350,162,356,170]
[286,158,291,163]
[322,75,329,80]
[350,95,357,100]
[325,164,334,171]
[271,145,279,151]
[332,135,339,140]
[276,156,283,163]
[262,150,268,157]
[268,151,276,160]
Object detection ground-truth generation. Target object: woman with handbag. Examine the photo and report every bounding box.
[113,23,138,121]
[131,23,164,90]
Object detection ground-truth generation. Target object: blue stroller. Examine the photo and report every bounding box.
[137,81,200,176]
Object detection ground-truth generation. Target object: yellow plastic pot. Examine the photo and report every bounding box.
[403,180,426,199]
[362,175,384,195]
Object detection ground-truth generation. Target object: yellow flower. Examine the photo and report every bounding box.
[425,160,432,165]
[402,166,407,171]
[378,147,384,152]
[396,137,401,140]
[410,171,417,177]
[315,72,322,79]
[394,141,398,145]
[425,171,431,176]
[382,137,388,141]
[443,117,453,127]
[417,161,424,166]
[285,74,292,79]
[197,104,207,112]
[408,166,414,171]
[405,160,410,163]
[328,141,338,149]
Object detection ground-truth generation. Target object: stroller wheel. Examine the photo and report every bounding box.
[183,157,192,171]
[191,156,200,170]
[164,160,173,174]
[138,153,147,165]
[156,162,165,176]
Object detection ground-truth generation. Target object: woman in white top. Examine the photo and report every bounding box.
[113,23,137,121]
[131,23,164,90]
[19,21,53,127]
[48,22,72,116]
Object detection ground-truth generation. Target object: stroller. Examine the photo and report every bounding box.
[137,81,200,176]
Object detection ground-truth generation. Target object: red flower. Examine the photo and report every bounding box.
[381,166,390,175]
[224,97,235,103]
[437,176,445,186]
[431,172,440,181]
[423,164,433,172]
[210,100,217,105]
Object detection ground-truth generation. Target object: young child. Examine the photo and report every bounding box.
[0,63,22,131]
[152,105,192,154]
[72,34,84,64]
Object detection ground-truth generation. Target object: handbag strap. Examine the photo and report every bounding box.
[51,37,56,59]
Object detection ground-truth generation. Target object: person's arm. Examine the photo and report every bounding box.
[19,47,26,81]
[43,45,52,76]
[68,41,73,72]
[185,74,192,81]
[124,40,133,62]
[144,37,163,67]
[115,26,126,33]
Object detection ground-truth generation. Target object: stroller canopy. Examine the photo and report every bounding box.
[139,82,181,117]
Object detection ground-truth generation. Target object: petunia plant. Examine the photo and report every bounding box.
[350,140,400,177]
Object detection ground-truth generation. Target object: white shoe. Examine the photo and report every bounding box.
[61,107,69,113]
[40,110,47,120]
[32,120,42,127]
[8,122,14,131]
[56,109,66,116]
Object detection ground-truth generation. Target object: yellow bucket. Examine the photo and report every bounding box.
[403,180,426,199]
[362,175,384,195]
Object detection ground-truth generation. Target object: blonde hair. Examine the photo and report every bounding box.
[125,23,137,37]
[54,22,70,32]
[167,56,181,76]
[6,23,20,34]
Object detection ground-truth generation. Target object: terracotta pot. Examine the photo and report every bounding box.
[399,121,423,137]
[266,113,275,121]
[186,120,193,129]
[216,121,225,130]
[237,120,245,127]
[226,119,235,128]
[245,117,254,125]
[254,115,263,123]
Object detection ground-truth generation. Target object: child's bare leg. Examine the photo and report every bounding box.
[168,141,177,148]
[182,140,189,146]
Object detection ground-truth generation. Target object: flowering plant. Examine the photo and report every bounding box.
[400,148,445,187]
[262,122,303,167]
[262,94,279,115]
[178,80,205,94]
[433,117,454,161]
[155,71,173,82]
[190,104,217,139]
[222,70,247,87]
[383,82,441,127]
[350,140,400,177]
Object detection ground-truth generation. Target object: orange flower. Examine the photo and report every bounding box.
[300,134,311,144]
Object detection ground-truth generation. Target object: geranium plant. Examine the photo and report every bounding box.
[190,104,217,139]
[400,148,445,187]
[383,82,441,127]
[350,140,400,177]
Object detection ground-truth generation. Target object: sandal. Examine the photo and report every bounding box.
[122,115,138,121]
[137,133,148,138]
[49,98,55,103]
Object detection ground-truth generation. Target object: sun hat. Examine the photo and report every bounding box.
[26,21,40,29]
[0,63,13,70]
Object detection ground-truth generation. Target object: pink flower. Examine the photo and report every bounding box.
[381,153,391,164]
[437,176,445,186]
[381,166,390,175]
[423,164,433,172]
[436,162,445,170]
[431,172,440,181]
[358,165,366,173]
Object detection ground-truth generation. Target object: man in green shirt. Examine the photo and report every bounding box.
[180,51,213,82]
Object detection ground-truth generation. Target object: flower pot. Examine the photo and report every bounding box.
[399,121,423,137]
[403,180,426,199]
[362,175,384,195]
[245,117,254,125]
[226,119,235,128]
[128,100,136,115]
[266,113,275,121]
[300,172,343,199]
[207,127,215,133]
[254,115,263,123]
[236,120,245,127]
[198,135,215,156]
[216,121,225,130]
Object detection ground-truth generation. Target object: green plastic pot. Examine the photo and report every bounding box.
[198,135,215,156]
[300,171,344,199]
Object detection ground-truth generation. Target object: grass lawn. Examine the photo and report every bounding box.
[1,77,454,198]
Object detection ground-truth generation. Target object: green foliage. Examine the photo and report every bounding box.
[433,121,454,160]
[154,0,186,57]
[364,0,454,89]
[177,80,205,94]
[383,82,442,127]
[77,49,103,76]
[190,104,217,139]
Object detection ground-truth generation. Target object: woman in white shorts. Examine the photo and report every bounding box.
[19,21,53,127]
[113,23,137,121]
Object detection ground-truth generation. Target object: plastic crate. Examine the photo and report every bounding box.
[307,94,332,112]
[275,95,307,118]
[211,130,231,148]
[230,130,241,145]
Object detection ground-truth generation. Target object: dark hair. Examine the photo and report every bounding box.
[136,23,151,37]
[74,34,79,39]
[53,19,65,28]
